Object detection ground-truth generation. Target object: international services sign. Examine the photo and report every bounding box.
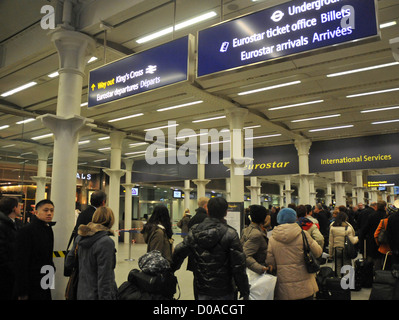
[88,36,192,107]
[197,0,378,77]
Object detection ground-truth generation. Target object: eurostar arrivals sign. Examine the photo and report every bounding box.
[197,0,378,77]
[88,36,192,107]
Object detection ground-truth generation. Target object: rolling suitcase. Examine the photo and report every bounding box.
[369,252,399,300]
[355,240,374,288]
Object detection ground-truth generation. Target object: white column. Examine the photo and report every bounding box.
[193,155,210,199]
[183,180,193,212]
[325,183,333,207]
[369,189,379,203]
[283,175,294,207]
[333,171,347,206]
[122,159,134,244]
[279,183,284,207]
[247,176,261,205]
[40,27,95,300]
[31,146,52,201]
[224,108,249,202]
[294,139,312,205]
[225,178,231,202]
[354,170,365,204]
[309,175,317,206]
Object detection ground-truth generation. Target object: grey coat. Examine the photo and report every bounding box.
[65,223,117,300]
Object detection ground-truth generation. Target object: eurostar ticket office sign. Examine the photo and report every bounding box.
[88,36,192,107]
[197,0,378,77]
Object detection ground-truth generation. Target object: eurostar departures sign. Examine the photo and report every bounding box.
[88,36,192,107]
[197,0,378,77]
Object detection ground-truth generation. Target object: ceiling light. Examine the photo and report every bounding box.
[144,123,179,131]
[327,62,399,77]
[245,134,282,140]
[16,118,35,125]
[269,99,324,111]
[129,142,149,147]
[31,133,53,140]
[380,21,397,29]
[175,132,208,139]
[98,147,111,151]
[361,105,399,113]
[136,11,217,44]
[192,115,226,123]
[78,140,90,145]
[243,125,261,130]
[1,82,37,97]
[108,113,144,123]
[371,119,399,125]
[0,125,9,130]
[93,158,107,162]
[98,136,110,140]
[48,71,59,78]
[2,144,15,148]
[157,100,203,112]
[347,87,399,98]
[238,80,301,96]
[291,114,341,122]
[88,56,98,63]
[125,150,147,156]
[309,125,354,132]
[80,102,88,107]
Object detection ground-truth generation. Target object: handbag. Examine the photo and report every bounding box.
[246,268,277,300]
[344,226,357,259]
[301,230,320,273]
[65,244,79,300]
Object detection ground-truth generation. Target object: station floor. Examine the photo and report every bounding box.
[114,237,372,300]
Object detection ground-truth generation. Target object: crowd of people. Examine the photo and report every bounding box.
[1,190,399,300]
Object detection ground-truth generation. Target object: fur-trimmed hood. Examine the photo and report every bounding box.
[77,222,113,249]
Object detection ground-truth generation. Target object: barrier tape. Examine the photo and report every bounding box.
[53,250,67,258]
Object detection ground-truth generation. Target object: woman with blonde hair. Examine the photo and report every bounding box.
[65,206,118,300]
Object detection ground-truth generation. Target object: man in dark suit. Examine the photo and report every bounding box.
[71,190,107,240]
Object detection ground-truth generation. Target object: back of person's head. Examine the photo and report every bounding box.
[90,190,107,207]
[197,197,209,208]
[288,203,296,211]
[92,206,114,229]
[296,205,307,218]
[207,197,228,220]
[149,204,172,238]
[338,205,347,214]
[377,200,387,211]
[249,205,267,224]
[0,197,19,215]
[305,204,312,214]
[277,207,297,225]
[333,211,348,226]
[35,199,54,210]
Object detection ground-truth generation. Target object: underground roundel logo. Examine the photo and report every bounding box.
[271,10,284,22]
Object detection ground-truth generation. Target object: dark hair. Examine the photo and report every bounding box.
[296,205,307,218]
[377,200,387,211]
[90,190,107,207]
[305,204,312,215]
[0,197,19,215]
[207,197,228,220]
[148,204,173,238]
[35,199,54,210]
[249,205,267,224]
[333,211,348,227]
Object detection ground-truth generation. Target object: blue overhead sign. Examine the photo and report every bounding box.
[88,36,191,107]
[197,0,378,77]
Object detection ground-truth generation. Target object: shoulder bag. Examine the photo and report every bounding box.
[301,230,320,273]
[65,244,79,300]
[377,219,389,245]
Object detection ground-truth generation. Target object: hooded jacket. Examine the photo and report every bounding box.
[64,222,117,300]
[240,223,268,274]
[298,217,325,249]
[172,217,249,298]
[266,223,322,300]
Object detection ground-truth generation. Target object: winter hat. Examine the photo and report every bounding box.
[387,204,399,215]
[277,207,297,225]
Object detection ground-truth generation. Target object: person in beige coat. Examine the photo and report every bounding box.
[329,210,358,274]
[266,208,322,300]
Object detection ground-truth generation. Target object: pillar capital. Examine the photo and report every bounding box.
[225,107,249,129]
[294,139,312,156]
[103,168,126,179]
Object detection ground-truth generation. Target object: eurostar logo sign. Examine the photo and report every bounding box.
[271,10,284,22]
